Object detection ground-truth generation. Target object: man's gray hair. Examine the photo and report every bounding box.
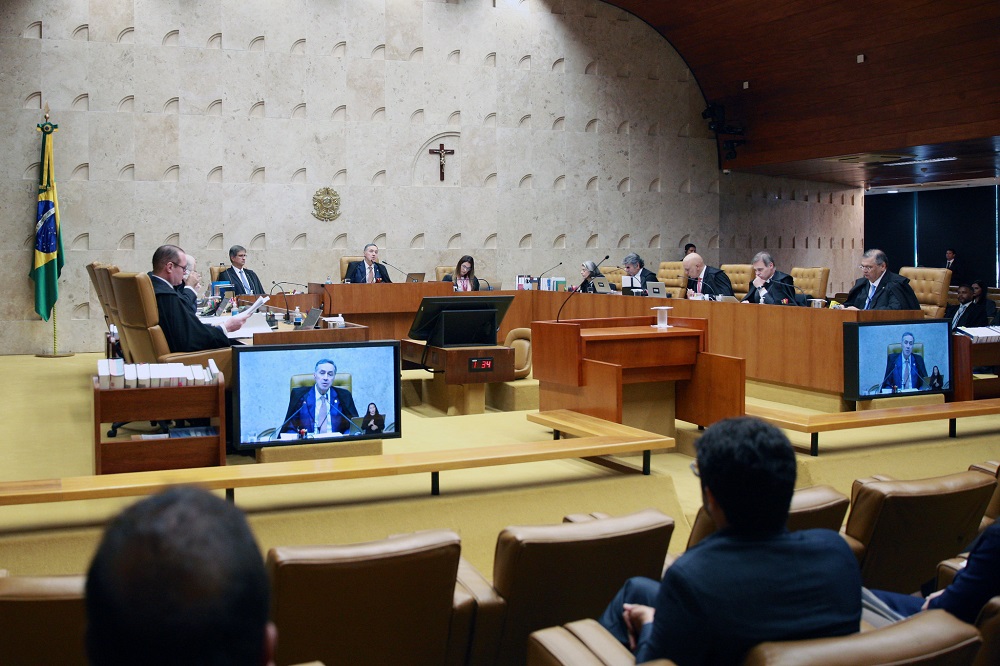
[863,248,888,266]
[622,253,644,268]
[751,251,774,266]
[228,245,246,259]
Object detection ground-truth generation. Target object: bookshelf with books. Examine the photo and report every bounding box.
[92,374,226,474]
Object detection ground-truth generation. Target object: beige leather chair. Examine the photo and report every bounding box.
[340,255,363,282]
[0,574,87,665]
[656,261,686,297]
[461,508,675,665]
[969,460,999,532]
[503,327,532,379]
[602,265,628,289]
[267,529,472,666]
[899,267,951,318]
[721,264,753,300]
[742,610,980,666]
[790,267,830,300]
[436,265,452,281]
[94,264,135,363]
[841,471,996,593]
[974,596,1000,666]
[526,612,981,666]
[209,264,228,282]
[110,272,232,379]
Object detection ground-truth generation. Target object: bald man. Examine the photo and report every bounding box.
[683,253,734,299]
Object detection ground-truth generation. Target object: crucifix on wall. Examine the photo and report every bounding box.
[429,143,454,181]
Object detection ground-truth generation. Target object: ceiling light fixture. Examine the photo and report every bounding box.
[883,157,958,167]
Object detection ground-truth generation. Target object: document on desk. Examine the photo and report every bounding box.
[201,312,273,338]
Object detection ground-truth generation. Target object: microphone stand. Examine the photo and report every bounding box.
[535,262,563,289]
[557,255,609,322]
[271,281,307,321]
[479,277,492,291]
[381,260,409,281]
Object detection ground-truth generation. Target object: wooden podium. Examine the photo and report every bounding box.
[400,339,515,415]
[309,282,453,339]
[533,316,744,435]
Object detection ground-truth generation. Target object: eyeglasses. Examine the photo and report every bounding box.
[171,261,188,272]
[689,461,700,477]
[859,264,876,272]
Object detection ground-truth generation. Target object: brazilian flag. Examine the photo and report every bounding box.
[31,121,64,321]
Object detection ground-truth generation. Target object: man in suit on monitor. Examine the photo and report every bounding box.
[882,331,929,391]
[683,252,734,299]
[743,251,796,305]
[221,245,265,296]
[282,359,359,435]
[845,249,920,311]
[345,243,392,283]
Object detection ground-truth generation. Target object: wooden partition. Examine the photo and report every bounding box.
[310,282,453,339]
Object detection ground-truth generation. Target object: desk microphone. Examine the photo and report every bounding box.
[328,395,362,435]
[276,394,309,436]
[381,260,410,281]
[479,277,492,291]
[270,282,294,321]
[537,262,563,279]
[557,255,609,322]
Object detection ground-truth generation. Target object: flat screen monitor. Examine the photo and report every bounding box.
[232,340,401,450]
[843,319,952,401]
[408,295,515,347]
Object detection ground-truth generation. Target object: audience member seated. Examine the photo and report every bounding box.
[946,283,988,331]
[85,486,275,666]
[596,417,861,665]
[863,521,1000,627]
[971,279,997,323]
[683,252,734,299]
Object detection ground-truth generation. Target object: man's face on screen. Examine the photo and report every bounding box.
[314,362,335,394]
[901,335,914,358]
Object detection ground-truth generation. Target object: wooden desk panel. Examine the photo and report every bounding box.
[310,282,453,339]
[252,323,369,345]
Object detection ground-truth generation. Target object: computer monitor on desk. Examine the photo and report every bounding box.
[843,319,952,401]
[408,295,514,347]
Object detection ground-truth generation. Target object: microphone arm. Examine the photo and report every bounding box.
[381,260,409,281]
[479,277,492,291]
[557,255,609,323]
[537,262,563,280]
[277,395,309,436]
[270,281,294,321]
[328,393,362,434]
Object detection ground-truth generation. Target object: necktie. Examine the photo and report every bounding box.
[697,278,703,294]
[865,284,876,309]
[367,265,374,283]
[317,394,330,433]
[953,303,967,328]
[239,270,251,293]
[903,359,911,389]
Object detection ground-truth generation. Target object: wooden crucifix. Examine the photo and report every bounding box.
[429,143,454,181]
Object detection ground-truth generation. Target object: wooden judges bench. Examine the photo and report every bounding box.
[306,283,914,406]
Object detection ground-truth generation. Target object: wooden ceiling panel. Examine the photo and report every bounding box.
[605,0,1000,187]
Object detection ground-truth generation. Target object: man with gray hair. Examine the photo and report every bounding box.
[621,252,657,290]
[743,251,796,305]
[221,244,265,295]
[845,249,920,311]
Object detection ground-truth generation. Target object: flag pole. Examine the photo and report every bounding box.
[33,105,72,358]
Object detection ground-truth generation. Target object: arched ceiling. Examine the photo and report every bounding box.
[609,0,1000,191]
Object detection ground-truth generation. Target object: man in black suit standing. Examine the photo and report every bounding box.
[943,248,964,285]
[844,249,920,311]
[743,251,796,305]
[282,359,358,435]
[945,284,988,331]
[345,243,392,283]
[683,252,734,299]
[221,245,265,296]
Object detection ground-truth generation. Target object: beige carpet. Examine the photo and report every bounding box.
[0,353,996,578]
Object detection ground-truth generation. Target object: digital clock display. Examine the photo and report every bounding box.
[469,357,494,372]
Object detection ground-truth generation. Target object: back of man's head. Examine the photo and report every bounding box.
[696,417,796,535]
[86,486,271,666]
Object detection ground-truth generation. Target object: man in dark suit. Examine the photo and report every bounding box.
[281,359,359,435]
[220,245,265,296]
[683,252,734,299]
[345,243,392,283]
[176,252,201,312]
[845,249,921,311]
[621,253,657,290]
[597,417,861,664]
[882,331,929,391]
[150,245,244,352]
[743,251,797,305]
[945,284,988,330]
[944,248,963,285]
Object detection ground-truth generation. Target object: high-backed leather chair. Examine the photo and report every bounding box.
[462,508,675,665]
[721,264,753,300]
[969,460,999,532]
[110,272,232,379]
[526,612,981,666]
[0,574,87,665]
[602,266,628,289]
[974,596,1000,666]
[656,261,686,297]
[899,267,951,318]
[340,255,363,282]
[209,264,228,282]
[841,471,996,593]
[267,529,471,666]
[95,264,134,363]
[436,265,452,281]
[790,267,830,300]
[503,327,532,379]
